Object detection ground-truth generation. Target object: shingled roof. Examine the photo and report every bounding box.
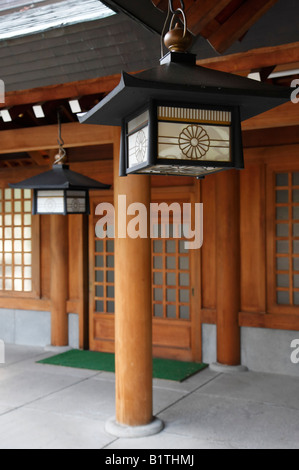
[0,0,299,93]
[0,0,115,40]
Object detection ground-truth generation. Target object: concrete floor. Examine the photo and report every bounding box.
[0,344,298,449]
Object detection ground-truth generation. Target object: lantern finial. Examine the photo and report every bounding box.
[164,2,193,53]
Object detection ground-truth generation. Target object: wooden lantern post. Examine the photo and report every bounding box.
[215,170,241,366]
[50,214,69,346]
[113,127,154,428]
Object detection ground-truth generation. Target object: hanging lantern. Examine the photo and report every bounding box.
[10,110,110,214]
[80,3,291,178]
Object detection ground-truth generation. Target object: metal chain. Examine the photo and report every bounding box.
[169,0,185,15]
[55,109,66,164]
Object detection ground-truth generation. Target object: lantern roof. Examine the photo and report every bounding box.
[10,164,111,190]
[80,52,292,126]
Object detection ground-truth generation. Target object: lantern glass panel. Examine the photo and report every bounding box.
[36,190,64,214]
[157,106,231,163]
[127,110,149,169]
[66,190,86,213]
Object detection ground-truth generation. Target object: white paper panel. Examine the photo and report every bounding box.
[37,190,64,214]
[128,125,149,168]
[158,122,231,162]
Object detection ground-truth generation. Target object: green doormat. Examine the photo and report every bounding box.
[38,350,208,382]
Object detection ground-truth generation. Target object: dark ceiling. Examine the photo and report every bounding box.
[100,0,299,55]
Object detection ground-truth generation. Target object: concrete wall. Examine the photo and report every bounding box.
[0,308,51,347]
[202,324,299,377]
[241,327,299,377]
[0,309,79,349]
[68,313,79,349]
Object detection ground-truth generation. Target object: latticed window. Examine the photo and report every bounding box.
[0,189,33,293]
[94,238,115,314]
[93,225,192,320]
[152,226,191,321]
[274,171,299,306]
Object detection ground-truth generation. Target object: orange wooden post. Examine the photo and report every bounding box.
[50,214,69,346]
[215,170,241,366]
[109,128,163,436]
[113,127,152,426]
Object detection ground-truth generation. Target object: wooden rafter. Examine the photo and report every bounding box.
[152,0,279,53]
[0,74,121,110]
[28,151,49,166]
[197,42,299,74]
[242,102,299,131]
[184,0,233,36]
[0,123,114,154]
[207,0,278,53]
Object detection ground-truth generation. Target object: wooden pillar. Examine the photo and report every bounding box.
[113,128,153,427]
[51,214,69,346]
[216,170,241,366]
[80,214,89,350]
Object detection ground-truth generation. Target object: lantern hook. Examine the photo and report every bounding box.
[55,109,67,165]
[168,0,185,15]
[163,0,192,53]
[168,0,187,34]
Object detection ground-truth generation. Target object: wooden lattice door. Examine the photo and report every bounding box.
[89,191,200,361]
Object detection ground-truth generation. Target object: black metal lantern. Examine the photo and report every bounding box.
[10,163,110,215]
[10,111,110,214]
[80,7,291,178]
[119,94,243,178]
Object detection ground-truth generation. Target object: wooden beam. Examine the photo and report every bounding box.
[197,42,299,74]
[0,74,121,110]
[28,151,49,166]
[207,0,278,54]
[0,160,113,185]
[186,0,232,35]
[0,298,51,311]
[0,123,115,154]
[244,143,299,163]
[243,126,299,148]
[242,102,299,131]
[239,312,299,331]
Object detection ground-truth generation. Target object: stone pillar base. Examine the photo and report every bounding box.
[44,345,72,354]
[105,417,164,438]
[210,362,248,374]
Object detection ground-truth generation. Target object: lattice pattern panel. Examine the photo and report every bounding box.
[152,233,191,321]
[94,238,115,314]
[0,189,33,293]
[275,172,299,305]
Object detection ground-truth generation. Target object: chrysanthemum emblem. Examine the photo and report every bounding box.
[179,125,210,159]
[44,198,57,212]
[70,199,80,212]
[135,129,147,163]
